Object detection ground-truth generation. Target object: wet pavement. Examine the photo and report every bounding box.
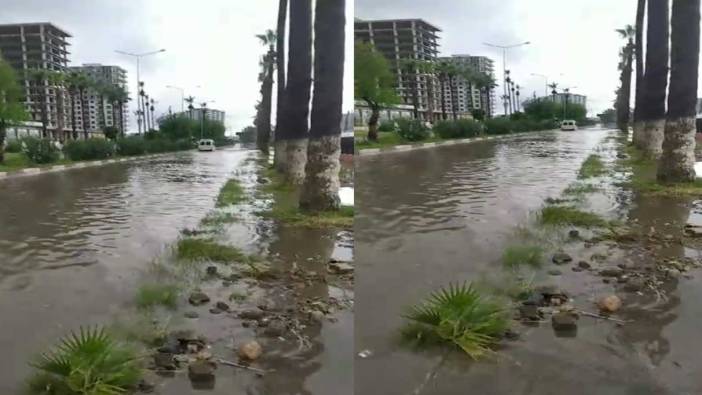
[0,146,353,394]
[355,127,702,395]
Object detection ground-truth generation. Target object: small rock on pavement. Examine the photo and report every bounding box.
[623,277,646,292]
[578,261,591,269]
[239,309,265,320]
[188,360,216,383]
[209,307,222,314]
[206,266,218,276]
[238,340,263,361]
[548,269,562,276]
[189,292,210,306]
[184,311,199,319]
[310,310,325,322]
[154,352,176,370]
[552,252,573,265]
[552,312,578,331]
[263,319,286,337]
[599,268,624,277]
[572,267,583,272]
[598,294,622,313]
[137,379,155,393]
[519,304,541,320]
[215,301,230,311]
[568,229,580,238]
[329,262,354,274]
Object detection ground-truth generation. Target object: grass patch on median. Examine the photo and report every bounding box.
[135,283,179,310]
[216,179,246,207]
[563,182,601,196]
[578,154,607,179]
[502,244,544,268]
[539,205,608,228]
[176,237,249,262]
[616,145,702,196]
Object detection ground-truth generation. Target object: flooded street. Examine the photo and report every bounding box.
[0,147,353,394]
[355,127,702,395]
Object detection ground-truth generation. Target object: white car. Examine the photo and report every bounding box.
[198,139,216,151]
[560,120,577,131]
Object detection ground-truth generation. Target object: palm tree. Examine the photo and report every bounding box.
[435,60,452,120]
[515,84,521,112]
[0,57,27,163]
[150,98,156,130]
[416,60,436,122]
[144,94,151,131]
[300,0,345,211]
[274,0,289,171]
[185,96,195,119]
[76,73,91,139]
[657,0,700,182]
[632,0,646,144]
[65,71,82,140]
[637,0,669,157]
[48,71,67,141]
[138,81,145,133]
[114,86,129,137]
[548,82,558,102]
[281,0,312,184]
[256,29,276,153]
[28,68,53,138]
[615,25,635,132]
[473,72,496,118]
[400,59,422,120]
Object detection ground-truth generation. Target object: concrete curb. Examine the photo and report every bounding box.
[357,132,531,157]
[0,151,187,181]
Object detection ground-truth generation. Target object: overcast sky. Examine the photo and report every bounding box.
[2,0,354,134]
[356,0,643,116]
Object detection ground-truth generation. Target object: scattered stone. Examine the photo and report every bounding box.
[600,268,624,277]
[209,307,222,314]
[242,321,251,328]
[519,304,541,320]
[222,280,232,287]
[684,223,702,238]
[239,309,265,320]
[206,266,218,276]
[666,268,681,279]
[263,319,286,337]
[137,379,155,393]
[310,310,325,322]
[188,360,216,383]
[189,292,210,306]
[184,311,199,319]
[329,262,354,274]
[552,252,573,265]
[238,340,263,361]
[591,253,607,262]
[568,229,580,238]
[215,301,230,311]
[572,267,583,272]
[603,278,611,284]
[598,294,622,313]
[551,312,578,331]
[503,328,520,341]
[548,269,562,276]
[623,277,646,292]
[154,352,176,370]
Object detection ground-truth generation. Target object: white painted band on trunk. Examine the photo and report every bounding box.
[284,138,307,184]
[659,115,697,182]
[642,119,665,157]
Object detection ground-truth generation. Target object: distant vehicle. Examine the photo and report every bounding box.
[560,120,577,131]
[198,139,215,151]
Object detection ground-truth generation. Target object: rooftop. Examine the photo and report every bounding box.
[355,18,441,32]
[0,22,72,38]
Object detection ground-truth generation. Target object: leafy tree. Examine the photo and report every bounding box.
[523,98,586,121]
[238,125,256,143]
[471,108,486,121]
[0,58,27,163]
[103,125,119,140]
[597,109,616,124]
[354,41,399,141]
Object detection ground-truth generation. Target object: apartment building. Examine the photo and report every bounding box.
[355,18,441,121]
[438,55,496,118]
[69,63,129,133]
[0,22,71,137]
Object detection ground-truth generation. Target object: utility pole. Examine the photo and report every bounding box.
[115,48,166,133]
[483,41,530,116]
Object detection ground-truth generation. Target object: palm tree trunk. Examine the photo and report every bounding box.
[282,0,312,185]
[657,0,700,182]
[300,0,345,211]
[119,102,125,137]
[258,51,274,153]
[80,89,89,139]
[439,76,447,120]
[632,0,647,146]
[449,75,457,120]
[70,89,78,140]
[274,0,289,171]
[0,120,6,163]
[425,74,434,122]
[639,0,669,157]
[39,83,48,138]
[617,44,634,132]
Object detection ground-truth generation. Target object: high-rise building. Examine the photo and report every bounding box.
[0,22,71,137]
[355,18,441,121]
[69,63,129,133]
[438,55,496,117]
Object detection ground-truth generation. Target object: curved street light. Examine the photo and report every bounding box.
[483,41,531,115]
[115,48,166,133]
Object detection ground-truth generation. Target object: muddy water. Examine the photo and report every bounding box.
[355,128,702,395]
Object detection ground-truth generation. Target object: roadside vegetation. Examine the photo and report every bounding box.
[539,205,608,228]
[216,179,246,207]
[578,154,607,178]
[502,244,544,268]
[176,237,250,263]
[135,283,180,310]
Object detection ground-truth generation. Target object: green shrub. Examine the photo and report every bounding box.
[502,245,544,268]
[27,327,141,394]
[136,283,179,309]
[455,119,483,137]
[103,126,119,140]
[116,136,146,156]
[396,118,429,141]
[378,120,396,132]
[5,140,22,153]
[484,118,512,135]
[22,137,59,164]
[432,120,461,139]
[63,138,115,161]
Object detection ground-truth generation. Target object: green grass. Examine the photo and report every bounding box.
[539,205,608,228]
[229,291,246,302]
[135,283,179,310]
[618,144,702,196]
[578,154,607,178]
[0,152,72,173]
[200,211,237,227]
[354,130,442,150]
[401,282,509,359]
[502,244,544,268]
[259,168,354,228]
[563,182,601,196]
[216,179,246,207]
[176,237,249,262]
[27,327,142,395]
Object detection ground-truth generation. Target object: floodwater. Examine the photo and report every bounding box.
[0,147,353,394]
[355,127,702,395]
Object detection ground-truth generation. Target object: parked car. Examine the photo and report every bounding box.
[198,139,215,151]
[560,120,577,131]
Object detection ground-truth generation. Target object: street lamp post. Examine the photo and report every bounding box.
[483,41,530,116]
[115,48,166,134]
[166,84,200,114]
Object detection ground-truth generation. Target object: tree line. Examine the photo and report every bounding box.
[250,0,347,213]
[615,0,700,182]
